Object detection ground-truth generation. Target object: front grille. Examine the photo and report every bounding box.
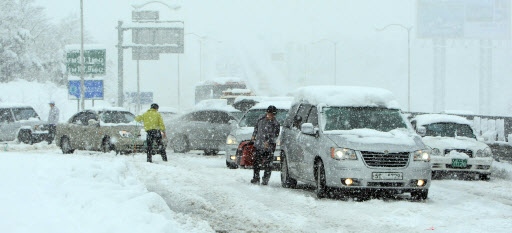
[367,182,404,187]
[446,164,472,169]
[445,149,473,158]
[361,151,410,168]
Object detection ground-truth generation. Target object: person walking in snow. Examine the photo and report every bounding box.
[250,105,280,185]
[47,101,59,144]
[135,103,167,163]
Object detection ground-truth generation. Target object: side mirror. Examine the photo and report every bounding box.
[88,119,100,127]
[301,123,318,136]
[417,126,426,137]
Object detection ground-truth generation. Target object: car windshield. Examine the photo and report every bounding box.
[322,107,407,132]
[12,108,39,121]
[423,123,476,139]
[231,111,244,121]
[239,109,288,127]
[99,111,135,124]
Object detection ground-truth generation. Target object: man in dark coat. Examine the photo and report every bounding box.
[250,105,281,185]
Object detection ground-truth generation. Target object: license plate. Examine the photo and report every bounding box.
[451,159,468,168]
[372,172,403,180]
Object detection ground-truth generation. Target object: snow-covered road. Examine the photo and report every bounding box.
[1,144,512,233]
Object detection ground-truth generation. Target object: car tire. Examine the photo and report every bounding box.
[226,161,238,169]
[280,152,297,188]
[170,135,189,153]
[60,136,74,154]
[315,160,328,199]
[411,189,428,201]
[204,149,218,155]
[18,130,32,144]
[479,174,491,181]
[101,137,112,153]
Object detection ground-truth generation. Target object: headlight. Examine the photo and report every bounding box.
[476,149,483,157]
[413,149,430,162]
[119,131,133,138]
[478,148,492,157]
[277,138,281,146]
[226,135,238,145]
[431,148,441,156]
[331,148,357,160]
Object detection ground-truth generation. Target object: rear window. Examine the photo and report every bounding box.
[100,111,135,124]
[12,108,39,121]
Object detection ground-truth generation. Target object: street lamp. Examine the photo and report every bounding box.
[185,33,221,82]
[312,39,339,85]
[376,24,413,111]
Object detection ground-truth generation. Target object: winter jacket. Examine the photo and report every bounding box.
[48,106,60,125]
[135,109,166,132]
[252,115,280,152]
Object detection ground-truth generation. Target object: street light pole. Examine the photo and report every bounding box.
[376,24,412,111]
[80,0,85,110]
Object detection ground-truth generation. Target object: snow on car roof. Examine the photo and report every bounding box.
[158,107,179,113]
[195,77,244,86]
[293,86,401,109]
[413,114,472,127]
[250,101,292,110]
[86,106,130,113]
[0,103,33,108]
[194,99,240,112]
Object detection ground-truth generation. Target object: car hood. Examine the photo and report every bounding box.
[421,136,489,151]
[324,128,425,152]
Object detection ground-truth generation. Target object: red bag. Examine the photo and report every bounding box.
[239,141,256,167]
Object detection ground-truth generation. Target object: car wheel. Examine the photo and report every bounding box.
[281,152,297,188]
[226,161,238,169]
[60,136,74,154]
[170,135,189,153]
[315,160,328,198]
[411,189,428,201]
[101,137,112,153]
[479,174,491,181]
[18,130,32,144]
[204,149,218,155]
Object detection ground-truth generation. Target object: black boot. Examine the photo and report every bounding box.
[250,178,260,184]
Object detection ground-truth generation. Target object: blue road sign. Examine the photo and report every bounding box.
[69,80,104,100]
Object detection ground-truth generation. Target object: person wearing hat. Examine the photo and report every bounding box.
[135,103,167,163]
[47,101,59,144]
[250,105,281,185]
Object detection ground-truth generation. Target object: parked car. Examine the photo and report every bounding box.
[0,103,49,144]
[280,86,431,200]
[411,114,493,180]
[225,100,291,169]
[166,109,238,155]
[158,107,180,125]
[55,107,147,154]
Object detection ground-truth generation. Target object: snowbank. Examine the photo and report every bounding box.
[492,161,512,180]
[0,152,213,233]
[413,114,472,127]
[293,86,401,109]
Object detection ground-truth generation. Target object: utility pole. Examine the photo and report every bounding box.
[117,21,124,107]
[80,0,85,110]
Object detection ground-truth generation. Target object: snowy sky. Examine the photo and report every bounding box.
[35,0,512,115]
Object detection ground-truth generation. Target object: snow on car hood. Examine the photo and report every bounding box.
[233,127,255,141]
[325,128,425,152]
[421,136,489,151]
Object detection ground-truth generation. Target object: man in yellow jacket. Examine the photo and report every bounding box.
[135,103,167,163]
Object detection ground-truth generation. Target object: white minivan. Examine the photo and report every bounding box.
[280,86,432,200]
[411,114,493,180]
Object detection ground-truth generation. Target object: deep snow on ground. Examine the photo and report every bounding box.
[1,143,512,233]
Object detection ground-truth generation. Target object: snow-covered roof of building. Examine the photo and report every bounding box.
[412,114,472,126]
[195,77,244,86]
[194,99,240,112]
[293,86,401,109]
[251,101,292,110]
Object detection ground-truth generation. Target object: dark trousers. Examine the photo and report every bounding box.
[146,129,166,162]
[253,148,273,181]
[47,125,57,144]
